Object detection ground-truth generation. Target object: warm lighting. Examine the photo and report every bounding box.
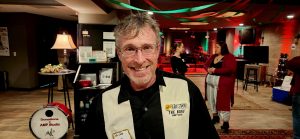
[51,33,77,65]
[169,27,190,30]
[180,22,209,25]
[239,23,244,26]
[51,33,76,50]
[182,12,217,19]
[287,14,294,19]
[82,30,90,37]
[215,11,245,18]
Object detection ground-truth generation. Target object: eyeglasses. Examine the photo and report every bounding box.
[118,44,157,57]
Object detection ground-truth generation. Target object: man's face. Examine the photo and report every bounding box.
[117,26,160,90]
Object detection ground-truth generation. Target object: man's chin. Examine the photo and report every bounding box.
[130,76,151,86]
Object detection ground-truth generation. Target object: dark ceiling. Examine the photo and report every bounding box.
[1,0,300,32]
[0,0,63,6]
[127,0,300,31]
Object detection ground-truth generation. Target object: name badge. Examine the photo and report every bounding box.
[113,129,132,139]
[165,103,187,117]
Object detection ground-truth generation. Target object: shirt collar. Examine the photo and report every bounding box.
[118,69,166,104]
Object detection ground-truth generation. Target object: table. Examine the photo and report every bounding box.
[38,70,76,129]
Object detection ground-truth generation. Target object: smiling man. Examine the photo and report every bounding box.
[81,12,219,139]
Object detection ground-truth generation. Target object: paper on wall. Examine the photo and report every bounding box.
[103,41,115,58]
[79,46,93,63]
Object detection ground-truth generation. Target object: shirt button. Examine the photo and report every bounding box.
[144,107,148,112]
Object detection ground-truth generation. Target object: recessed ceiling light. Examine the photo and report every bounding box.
[215,12,245,18]
[180,22,209,25]
[287,14,294,19]
[239,23,244,26]
[169,27,191,30]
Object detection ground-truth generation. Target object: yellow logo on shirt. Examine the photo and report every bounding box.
[165,103,187,117]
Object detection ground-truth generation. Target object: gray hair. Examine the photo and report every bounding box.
[114,12,161,48]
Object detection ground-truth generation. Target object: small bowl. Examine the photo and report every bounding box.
[79,80,92,87]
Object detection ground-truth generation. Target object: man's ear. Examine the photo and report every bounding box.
[116,49,122,60]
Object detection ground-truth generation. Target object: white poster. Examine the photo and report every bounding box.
[99,68,113,84]
[281,76,292,91]
[0,27,10,56]
[103,32,115,40]
[103,41,116,58]
[92,50,107,62]
[78,46,93,63]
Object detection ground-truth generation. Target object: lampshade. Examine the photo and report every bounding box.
[51,34,76,49]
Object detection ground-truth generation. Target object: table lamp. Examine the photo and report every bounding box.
[51,33,77,66]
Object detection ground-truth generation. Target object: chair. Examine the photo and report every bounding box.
[266,68,278,87]
[243,65,259,92]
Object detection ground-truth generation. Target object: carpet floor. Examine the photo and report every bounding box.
[231,93,267,110]
[218,129,293,139]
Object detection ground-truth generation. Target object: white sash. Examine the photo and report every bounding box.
[102,77,190,139]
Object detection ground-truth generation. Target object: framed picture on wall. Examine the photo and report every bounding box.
[99,68,113,84]
[92,50,107,62]
[103,32,115,40]
[0,27,10,56]
[78,46,93,63]
[98,68,113,89]
[103,41,116,58]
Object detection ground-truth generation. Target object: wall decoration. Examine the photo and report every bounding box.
[103,32,115,40]
[103,41,116,58]
[78,46,93,63]
[92,50,107,62]
[99,68,113,84]
[107,0,217,14]
[0,27,10,56]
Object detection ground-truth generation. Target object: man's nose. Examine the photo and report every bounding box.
[134,49,146,63]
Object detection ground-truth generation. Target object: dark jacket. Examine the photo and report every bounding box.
[80,69,219,139]
[286,56,300,95]
[170,56,188,76]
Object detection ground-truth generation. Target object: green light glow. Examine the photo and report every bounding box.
[204,38,208,52]
[196,18,208,22]
[178,18,190,22]
[107,0,217,14]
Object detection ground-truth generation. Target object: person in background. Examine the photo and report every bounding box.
[170,42,188,76]
[286,34,300,139]
[204,41,237,133]
[81,12,219,139]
